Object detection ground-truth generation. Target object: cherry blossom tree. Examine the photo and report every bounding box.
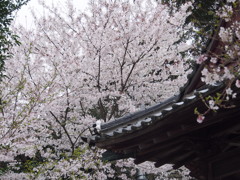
[0,0,196,179]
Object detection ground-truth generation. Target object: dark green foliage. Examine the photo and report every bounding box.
[89,96,124,122]
[162,0,229,55]
[0,0,29,79]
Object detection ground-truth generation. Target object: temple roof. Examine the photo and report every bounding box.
[92,83,223,143]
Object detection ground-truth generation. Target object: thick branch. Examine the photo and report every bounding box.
[50,110,75,154]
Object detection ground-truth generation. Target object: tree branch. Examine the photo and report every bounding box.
[50,110,75,154]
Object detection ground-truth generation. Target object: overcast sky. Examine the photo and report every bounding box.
[14,0,89,29]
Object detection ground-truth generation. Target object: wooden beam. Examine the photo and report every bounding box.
[173,152,197,169]
[208,148,240,179]
[134,143,184,164]
[154,150,194,168]
[210,111,240,138]
[137,137,189,155]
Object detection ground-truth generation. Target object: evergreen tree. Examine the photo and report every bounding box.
[0,0,29,79]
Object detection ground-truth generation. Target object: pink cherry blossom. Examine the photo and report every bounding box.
[226,88,233,95]
[236,80,240,88]
[196,54,208,64]
[197,115,205,123]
